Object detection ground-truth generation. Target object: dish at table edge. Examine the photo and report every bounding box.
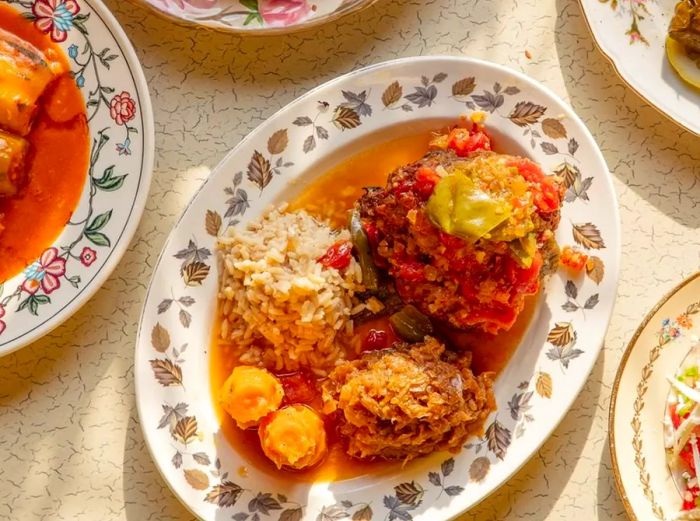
[0,0,154,356]
[132,0,378,36]
[0,3,89,284]
[610,272,700,521]
[137,55,619,521]
[578,0,700,136]
[665,341,700,519]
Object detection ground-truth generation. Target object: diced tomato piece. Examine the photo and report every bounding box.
[395,260,425,282]
[318,240,353,270]
[681,443,696,472]
[362,329,390,351]
[362,221,389,269]
[279,372,317,406]
[394,177,415,195]
[363,222,380,248]
[509,158,559,210]
[561,246,588,272]
[671,404,682,430]
[458,281,478,299]
[684,497,696,511]
[511,157,544,182]
[509,158,562,213]
[355,318,400,353]
[533,178,562,213]
[439,230,465,252]
[415,166,441,199]
[684,486,700,511]
[446,127,492,156]
[511,252,543,294]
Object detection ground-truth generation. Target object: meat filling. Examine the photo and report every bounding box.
[322,337,495,461]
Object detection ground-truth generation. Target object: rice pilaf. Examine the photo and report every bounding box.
[217,206,363,375]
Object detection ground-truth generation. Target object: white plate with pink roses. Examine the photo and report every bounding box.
[136,0,378,34]
[0,0,154,356]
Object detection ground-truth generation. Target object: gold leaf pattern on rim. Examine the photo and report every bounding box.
[547,322,574,347]
[150,358,183,387]
[508,101,547,126]
[572,222,606,250]
[267,129,289,155]
[173,416,198,445]
[205,209,222,236]
[535,372,553,399]
[469,457,490,482]
[586,256,605,284]
[451,77,476,97]
[151,322,170,352]
[184,468,209,490]
[382,81,403,107]
[541,118,567,139]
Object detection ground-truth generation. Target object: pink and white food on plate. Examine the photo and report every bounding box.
[666,340,700,519]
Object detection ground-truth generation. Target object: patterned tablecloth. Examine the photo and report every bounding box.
[1,0,699,519]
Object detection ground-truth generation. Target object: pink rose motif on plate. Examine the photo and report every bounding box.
[177,0,217,8]
[110,92,137,126]
[0,305,5,335]
[32,0,80,42]
[259,0,311,26]
[22,247,67,295]
[80,247,97,267]
[150,0,217,11]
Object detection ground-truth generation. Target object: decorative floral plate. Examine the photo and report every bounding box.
[135,56,620,521]
[578,0,700,136]
[0,0,154,355]
[610,273,700,521]
[134,0,378,34]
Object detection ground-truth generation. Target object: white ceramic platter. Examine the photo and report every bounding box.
[0,0,154,355]
[135,56,620,521]
[611,273,700,521]
[579,0,700,136]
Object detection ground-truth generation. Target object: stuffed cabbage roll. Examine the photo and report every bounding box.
[0,27,61,137]
[0,130,28,197]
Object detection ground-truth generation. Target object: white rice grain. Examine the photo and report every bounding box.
[217,208,363,374]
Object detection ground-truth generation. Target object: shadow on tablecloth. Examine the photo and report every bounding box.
[554,0,700,232]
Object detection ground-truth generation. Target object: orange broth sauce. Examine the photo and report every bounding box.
[0,4,89,282]
[210,131,538,481]
[210,335,403,482]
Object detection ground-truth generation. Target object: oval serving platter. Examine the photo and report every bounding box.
[135,56,620,520]
[134,0,378,35]
[0,0,154,355]
[578,0,700,136]
[610,272,700,521]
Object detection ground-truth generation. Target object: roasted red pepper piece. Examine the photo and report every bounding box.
[395,259,426,282]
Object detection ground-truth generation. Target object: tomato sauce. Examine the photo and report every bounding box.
[0,4,89,282]
[210,130,539,481]
[287,132,432,227]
